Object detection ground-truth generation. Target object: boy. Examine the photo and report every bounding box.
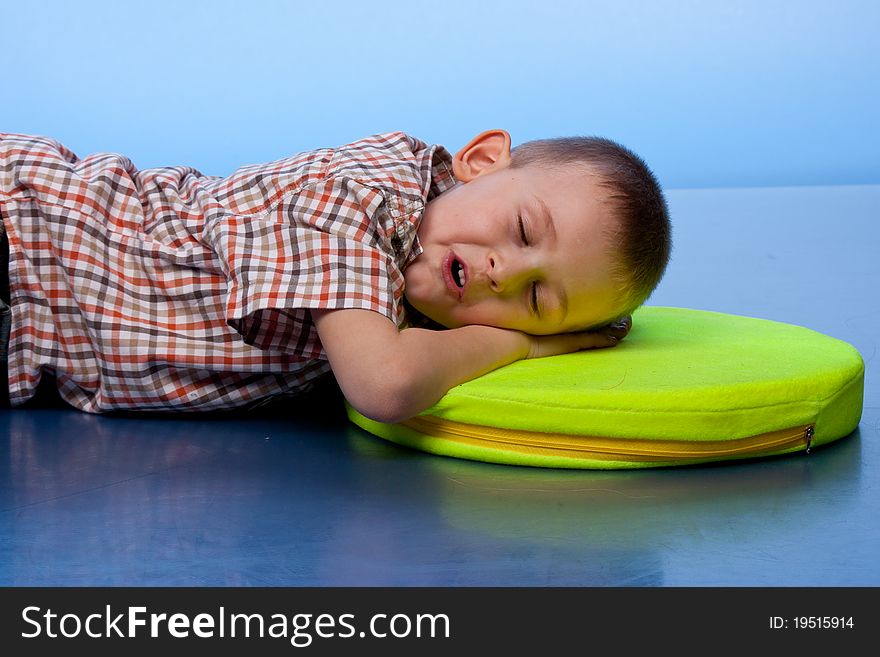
[0,129,670,421]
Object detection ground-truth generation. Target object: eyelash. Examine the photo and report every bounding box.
[517,215,540,316]
[517,215,530,245]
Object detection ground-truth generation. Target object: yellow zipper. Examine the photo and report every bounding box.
[399,416,816,465]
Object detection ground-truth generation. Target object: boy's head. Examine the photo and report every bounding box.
[403,129,671,334]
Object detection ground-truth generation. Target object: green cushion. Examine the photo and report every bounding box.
[346,306,865,469]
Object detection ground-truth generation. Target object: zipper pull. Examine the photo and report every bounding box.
[804,425,815,454]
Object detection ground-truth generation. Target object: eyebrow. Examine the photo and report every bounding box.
[533,194,557,241]
[531,194,567,324]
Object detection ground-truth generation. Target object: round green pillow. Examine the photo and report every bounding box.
[346,306,865,469]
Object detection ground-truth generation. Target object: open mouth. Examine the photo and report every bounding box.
[450,258,466,289]
[443,252,467,298]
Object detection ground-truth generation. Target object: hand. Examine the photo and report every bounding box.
[525,314,632,359]
[602,314,633,341]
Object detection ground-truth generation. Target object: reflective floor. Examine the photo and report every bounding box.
[1,184,878,586]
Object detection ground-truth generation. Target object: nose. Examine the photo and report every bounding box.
[486,252,533,293]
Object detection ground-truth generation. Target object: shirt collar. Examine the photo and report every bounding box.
[425,144,457,202]
[404,134,458,204]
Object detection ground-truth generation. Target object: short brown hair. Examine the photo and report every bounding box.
[509,136,672,329]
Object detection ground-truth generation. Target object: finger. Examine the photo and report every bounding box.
[529,328,623,359]
[578,331,620,350]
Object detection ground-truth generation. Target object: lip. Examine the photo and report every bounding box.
[442,250,467,300]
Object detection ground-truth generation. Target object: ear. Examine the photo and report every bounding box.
[452,129,512,182]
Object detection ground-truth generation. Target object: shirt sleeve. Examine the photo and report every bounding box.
[206,176,402,358]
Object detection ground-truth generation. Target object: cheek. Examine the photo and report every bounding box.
[458,300,527,330]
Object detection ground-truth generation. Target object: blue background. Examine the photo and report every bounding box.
[2,0,877,189]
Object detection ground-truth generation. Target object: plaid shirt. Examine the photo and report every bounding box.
[0,132,456,412]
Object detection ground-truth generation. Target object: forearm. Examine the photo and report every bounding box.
[390,324,530,418]
[390,317,631,415]
[312,308,625,424]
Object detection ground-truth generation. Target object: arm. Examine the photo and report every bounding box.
[312,308,630,424]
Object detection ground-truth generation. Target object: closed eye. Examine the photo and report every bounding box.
[530,282,541,317]
[517,215,530,245]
